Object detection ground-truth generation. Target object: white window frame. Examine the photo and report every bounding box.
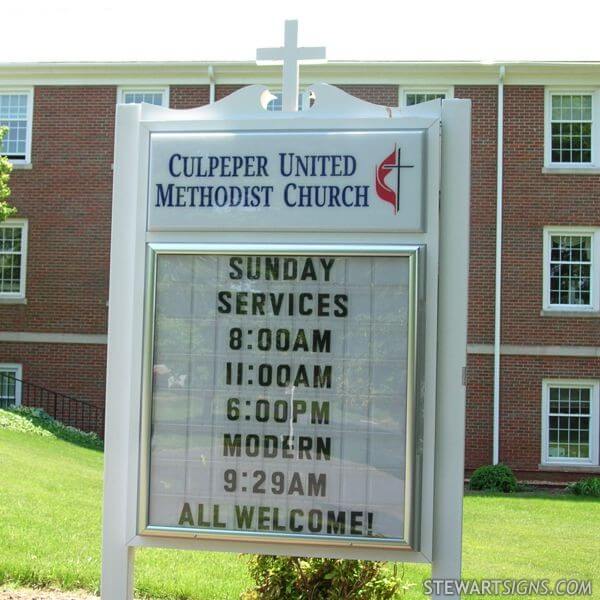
[117,86,170,108]
[541,379,599,467]
[0,87,34,165]
[544,87,600,170]
[0,363,22,406]
[542,226,599,313]
[0,218,28,302]
[399,86,453,108]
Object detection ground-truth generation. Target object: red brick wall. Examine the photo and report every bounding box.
[0,341,107,435]
[465,353,494,469]
[216,85,245,101]
[337,85,398,106]
[455,86,498,345]
[502,85,600,346]
[0,342,106,406]
[0,81,597,480]
[0,87,114,434]
[466,353,600,477]
[0,86,115,333]
[500,355,600,474]
[457,86,600,482]
[170,86,210,109]
[454,85,600,347]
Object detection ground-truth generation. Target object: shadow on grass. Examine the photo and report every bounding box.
[0,407,104,452]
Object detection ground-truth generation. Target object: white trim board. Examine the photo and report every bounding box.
[1,338,597,355]
[2,62,600,87]
[0,332,107,345]
[468,343,600,357]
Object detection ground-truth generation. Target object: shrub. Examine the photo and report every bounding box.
[469,464,518,493]
[0,406,103,450]
[567,477,600,497]
[241,556,407,600]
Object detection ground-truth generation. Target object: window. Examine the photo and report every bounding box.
[400,87,452,107]
[550,94,592,164]
[543,227,599,312]
[545,89,600,168]
[405,92,446,106]
[0,364,22,407]
[118,87,169,107]
[0,89,33,164]
[0,220,28,301]
[542,380,599,466]
[266,91,309,111]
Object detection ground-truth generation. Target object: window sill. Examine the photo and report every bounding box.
[9,163,32,170]
[540,309,599,318]
[542,166,600,175]
[0,297,27,305]
[539,464,600,473]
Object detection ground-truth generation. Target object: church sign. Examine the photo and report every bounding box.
[147,130,426,231]
[142,244,419,547]
[101,21,470,600]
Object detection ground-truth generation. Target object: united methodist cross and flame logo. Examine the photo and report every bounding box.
[375,145,413,214]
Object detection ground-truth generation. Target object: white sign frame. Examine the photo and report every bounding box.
[102,83,470,599]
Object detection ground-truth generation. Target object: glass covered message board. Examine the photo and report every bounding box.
[141,246,420,548]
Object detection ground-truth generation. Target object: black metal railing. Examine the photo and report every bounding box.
[0,373,104,437]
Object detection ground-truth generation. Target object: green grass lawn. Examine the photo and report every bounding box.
[0,415,599,599]
[402,492,600,599]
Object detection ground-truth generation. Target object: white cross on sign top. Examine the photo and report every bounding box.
[256,20,326,112]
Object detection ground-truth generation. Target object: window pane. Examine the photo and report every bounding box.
[0,93,29,159]
[547,386,593,460]
[266,93,282,112]
[549,234,593,307]
[0,225,24,295]
[550,94,593,164]
[266,92,306,112]
[405,92,446,106]
[0,369,18,407]
[123,90,166,107]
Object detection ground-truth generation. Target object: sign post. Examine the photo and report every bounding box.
[102,22,470,600]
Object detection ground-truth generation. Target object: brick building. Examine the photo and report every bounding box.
[0,61,598,482]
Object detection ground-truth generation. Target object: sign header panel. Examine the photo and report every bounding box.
[143,246,419,547]
[148,130,426,232]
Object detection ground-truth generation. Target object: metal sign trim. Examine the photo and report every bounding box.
[138,242,423,551]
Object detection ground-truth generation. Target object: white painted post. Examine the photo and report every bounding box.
[101,103,142,600]
[431,99,471,598]
[100,77,470,598]
[256,20,326,112]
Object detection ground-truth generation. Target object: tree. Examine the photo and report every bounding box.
[0,126,17,221]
